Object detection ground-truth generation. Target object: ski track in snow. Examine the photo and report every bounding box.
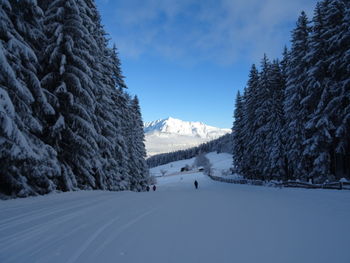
[0,197,103,231]
[92,207,159,257]
[1,170,350,263]
[66,215,121,263]
[0,195,116,262]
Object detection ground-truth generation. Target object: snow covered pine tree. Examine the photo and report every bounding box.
[0,0,150,198]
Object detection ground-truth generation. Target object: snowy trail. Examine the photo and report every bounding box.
[1,173,350,263]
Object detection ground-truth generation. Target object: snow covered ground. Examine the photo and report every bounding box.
[150,152,231,176]
[150,152,239,179]
[150,156,197,177]
[1,165,350,263]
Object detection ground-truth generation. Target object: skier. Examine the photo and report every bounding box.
[146,186,150,192]
[153,185,156,191]
[194,180,198,189]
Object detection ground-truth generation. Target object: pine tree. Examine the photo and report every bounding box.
[11,0,56,119]
[0,0,60,196]
[79,2,127,190]
[323,0,350,179]
[301,1,334,182]
[40,0,104,190]
[280,47,292,179]
[241,65,259,179]
[232,91,245,174]
[239,87,249,176]
[254,55,275,179]
[127,96,149,191]
[284,12,311,180]
[107,47,131,190]
[266,60,286,179]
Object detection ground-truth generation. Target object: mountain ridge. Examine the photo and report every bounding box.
[144,117,231,156]
[144,117,230,139]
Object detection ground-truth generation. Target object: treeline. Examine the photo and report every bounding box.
[233,0,350,182]
[147,133,233,168]
[0,0,149,198]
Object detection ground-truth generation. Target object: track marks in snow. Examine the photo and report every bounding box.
[93,207,159,256]
[66,215,121,263]
[0,195,114,254]
[1,192,160,263]
[0,198,100,231]
[0,202,97,251]
[2,186,350,263]
[3,224,87,263]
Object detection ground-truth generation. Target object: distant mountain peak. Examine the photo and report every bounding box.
[144,117,231,156]
[144,117,230,139]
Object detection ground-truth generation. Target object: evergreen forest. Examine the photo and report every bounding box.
[0,0,149,198]
[233,0,350,183]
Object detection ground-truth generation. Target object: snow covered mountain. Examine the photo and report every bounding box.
[144,117,231,156]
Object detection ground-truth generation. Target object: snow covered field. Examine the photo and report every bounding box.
[150,152,234,177]
[1,169,350,263]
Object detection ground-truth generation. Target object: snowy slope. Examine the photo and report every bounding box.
[1,153,350,263]
[144,117,231,156]
[150,152,234,177]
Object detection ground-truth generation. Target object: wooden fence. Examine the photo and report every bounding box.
[208,175,350,190]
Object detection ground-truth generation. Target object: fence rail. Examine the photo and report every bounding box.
[208,175,350,190]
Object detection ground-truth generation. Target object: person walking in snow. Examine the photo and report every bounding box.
[146,186,150,192]
[194,180,198,189]
[153,185,156,191]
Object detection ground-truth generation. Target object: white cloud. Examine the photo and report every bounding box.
[106,0,318,65]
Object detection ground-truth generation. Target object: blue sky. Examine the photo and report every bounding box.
[95,0,318,128]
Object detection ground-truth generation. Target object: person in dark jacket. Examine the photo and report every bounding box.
[146,186,150,192]
[194,180,198,189]
[153,185,156,191]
